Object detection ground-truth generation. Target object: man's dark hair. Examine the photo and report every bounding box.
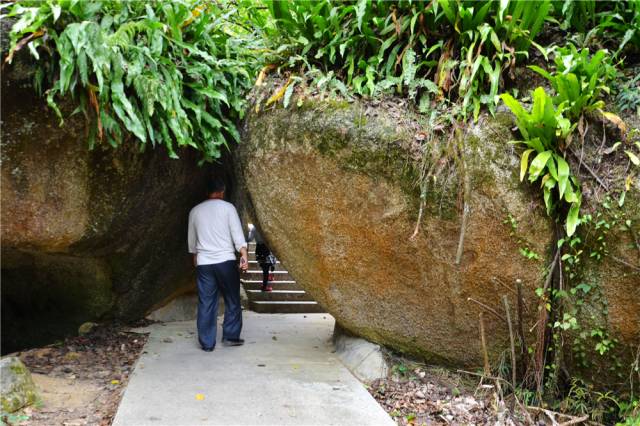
[207,177,226,194]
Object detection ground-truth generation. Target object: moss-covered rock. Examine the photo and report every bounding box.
[236,94,555,366]
[0,357,39,413]
[236,86,640,379]
[571,190,640,385]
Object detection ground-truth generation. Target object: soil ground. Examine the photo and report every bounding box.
[366,354,605,426]
[3,323,149,426]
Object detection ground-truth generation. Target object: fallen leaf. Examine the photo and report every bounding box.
[265,77,292,106]
[111,380,120,385]
[255,64,277,87]
[195,393,205,401]
[600,111,627,136]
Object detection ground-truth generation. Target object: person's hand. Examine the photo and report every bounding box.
[239,255,249,272]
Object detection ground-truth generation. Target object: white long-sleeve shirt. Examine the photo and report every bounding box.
[187,199,247,266]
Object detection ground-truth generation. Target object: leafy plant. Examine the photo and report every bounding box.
[529,44,617,120]
[617,399,640,426]
[501,87,581,235]
[392,362,409,377]
[261,0,551,120]
[520,247,540,260]
[556,0,596,33]
[4,0,261,161]
[618,414,640,426]
[596,0,640,58]
[615,73,640,116]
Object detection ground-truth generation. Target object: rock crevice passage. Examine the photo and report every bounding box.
[242,241,325,314]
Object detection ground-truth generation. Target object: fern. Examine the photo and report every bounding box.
[260,0,553,120]
[5,0,261,162]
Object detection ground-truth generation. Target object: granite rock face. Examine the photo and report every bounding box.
[236,93,639,370]
[576,190,640,385]
[236,96,553,366]
[1,80,209,353]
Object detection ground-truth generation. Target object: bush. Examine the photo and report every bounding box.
[262,0,551,120]
[4,0,261,161]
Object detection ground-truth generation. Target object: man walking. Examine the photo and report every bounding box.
[188,178,248,351]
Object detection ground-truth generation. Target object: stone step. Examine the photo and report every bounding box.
[247,254,281,263]
[247,251,276,260]
[247,260,285,271]
[246,269,289,275]
[241,280,303,291]
[246,289,314,302]
[244,271,293,281]
[249,301,325,314]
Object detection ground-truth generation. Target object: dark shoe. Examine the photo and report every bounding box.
[201,346,215,352]
[222,338,244,347]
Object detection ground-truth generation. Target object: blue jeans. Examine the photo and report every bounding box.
[196,260,242,349]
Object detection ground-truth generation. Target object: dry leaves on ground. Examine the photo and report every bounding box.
[6,323,149,426]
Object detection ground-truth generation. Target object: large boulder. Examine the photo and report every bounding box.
[236,90,639,369]
[235,94,554,366]
[1,79,211,353]
[574,191,640,384]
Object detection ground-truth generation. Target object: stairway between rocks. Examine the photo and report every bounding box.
[242,242,325,314]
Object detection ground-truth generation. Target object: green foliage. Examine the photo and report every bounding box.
[4,0,261,161]
[617,399,640,426]
[558,378,630,423]
[615,73,640,116]
[500,45,627,237]
[555,0,596,33]
[545,199,640,425]
[558,378,640,426]
[503,212,542,261]
[1,412,31,426]
[519,247,540,260]
[618,414,640,426]
[501,88,581,235]
[595,0,640,58]
[551,0,640,59]
[261,0,551,120]
[392,362,409,377]
[3,0,635,164]
[503,72,637,419]
[529,44,616,120]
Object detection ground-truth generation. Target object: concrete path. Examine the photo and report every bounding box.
[113,313,394,426]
